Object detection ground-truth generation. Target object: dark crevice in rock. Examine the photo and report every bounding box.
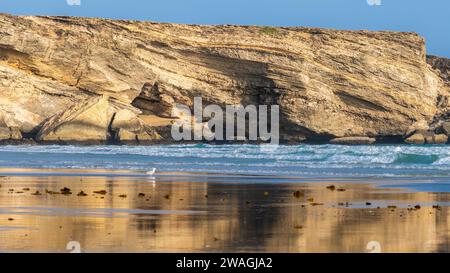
[375,135,405,144]
[336,91,388,112]
[0,44,30,59]
[107,112,120,145]
[21,131,38,141]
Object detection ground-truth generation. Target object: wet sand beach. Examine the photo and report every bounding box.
[1,168,450,253]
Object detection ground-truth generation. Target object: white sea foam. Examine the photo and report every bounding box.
[0,144,449,178]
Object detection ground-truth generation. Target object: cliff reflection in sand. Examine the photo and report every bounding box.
[1,170,450,253]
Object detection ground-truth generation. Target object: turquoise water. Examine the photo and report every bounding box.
[0,144,450,179]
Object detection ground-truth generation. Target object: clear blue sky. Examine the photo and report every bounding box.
[1,0,449,57]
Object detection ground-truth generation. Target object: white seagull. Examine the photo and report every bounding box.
[146,168,157,175]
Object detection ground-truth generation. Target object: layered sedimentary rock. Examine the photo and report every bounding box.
[0,13,448,144]
[35,95,161,144]
[0,63,88,134]
[425,55,450,143]
[428,56,450,84]
[36,96,113,143]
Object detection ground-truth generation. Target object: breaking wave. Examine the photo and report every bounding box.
[0,144,449,178]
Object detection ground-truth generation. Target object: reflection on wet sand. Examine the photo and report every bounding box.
[1,170,450,253]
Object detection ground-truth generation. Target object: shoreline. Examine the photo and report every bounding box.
[0,167,449,183]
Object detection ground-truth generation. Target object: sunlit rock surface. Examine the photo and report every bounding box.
[0,14,448,143]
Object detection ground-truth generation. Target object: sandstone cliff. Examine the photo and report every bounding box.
[0,13,448,144]
[428,56,450,84]
[426,55,450,142]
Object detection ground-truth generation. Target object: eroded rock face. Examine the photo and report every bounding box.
[0,14,448,143]
[427,56,450,142]
[329,137,376,145]
[405,132,448,145]
[110,108,162,144]
[428,56,450,112]
[0,114,23,141]
[35,95,162,144]
[36,96,114,144]
[428,56,450,84]
[0,63,88,134]
[116,128,161,145]
[0,126,23,142]
[405,133,425,145]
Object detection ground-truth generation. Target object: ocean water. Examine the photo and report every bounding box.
[0,144,449,179]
